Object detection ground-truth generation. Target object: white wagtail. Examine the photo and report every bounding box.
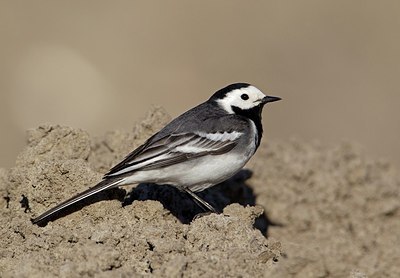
[32,83,281,224]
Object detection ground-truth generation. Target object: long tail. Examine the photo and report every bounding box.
[31,178,124,224]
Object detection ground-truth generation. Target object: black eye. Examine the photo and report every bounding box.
[241,94,249,100]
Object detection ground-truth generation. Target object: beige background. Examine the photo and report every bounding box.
[1,1,399,168]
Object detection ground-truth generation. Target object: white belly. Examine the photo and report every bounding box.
[121,121,258,192]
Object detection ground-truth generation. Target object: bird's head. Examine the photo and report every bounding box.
[210,83,281,115]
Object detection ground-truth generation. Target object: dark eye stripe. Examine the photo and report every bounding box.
[241,94,249,100]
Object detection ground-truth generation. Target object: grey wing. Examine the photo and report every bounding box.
[104,131,241,177]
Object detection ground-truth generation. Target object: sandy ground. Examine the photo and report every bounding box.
[1,107,399,277]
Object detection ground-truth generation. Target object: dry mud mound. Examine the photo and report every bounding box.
[1,107,399,277]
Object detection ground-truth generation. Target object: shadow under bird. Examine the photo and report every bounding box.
[32,83,281,224]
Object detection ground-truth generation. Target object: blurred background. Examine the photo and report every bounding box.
[1,1,399,168]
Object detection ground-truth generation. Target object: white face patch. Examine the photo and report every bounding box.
[216,85,267,114]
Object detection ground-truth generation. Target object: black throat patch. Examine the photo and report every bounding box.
[231,105,263,149]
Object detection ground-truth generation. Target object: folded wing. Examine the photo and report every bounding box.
[105,131,242,177]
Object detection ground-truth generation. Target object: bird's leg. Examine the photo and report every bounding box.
[183,187,220,215]
[190,198,215,220]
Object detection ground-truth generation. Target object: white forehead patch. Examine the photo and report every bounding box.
[216,85,267,114]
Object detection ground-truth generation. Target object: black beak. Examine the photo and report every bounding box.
[261,95,281,104]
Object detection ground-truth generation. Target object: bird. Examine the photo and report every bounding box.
[32,83,281,224]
